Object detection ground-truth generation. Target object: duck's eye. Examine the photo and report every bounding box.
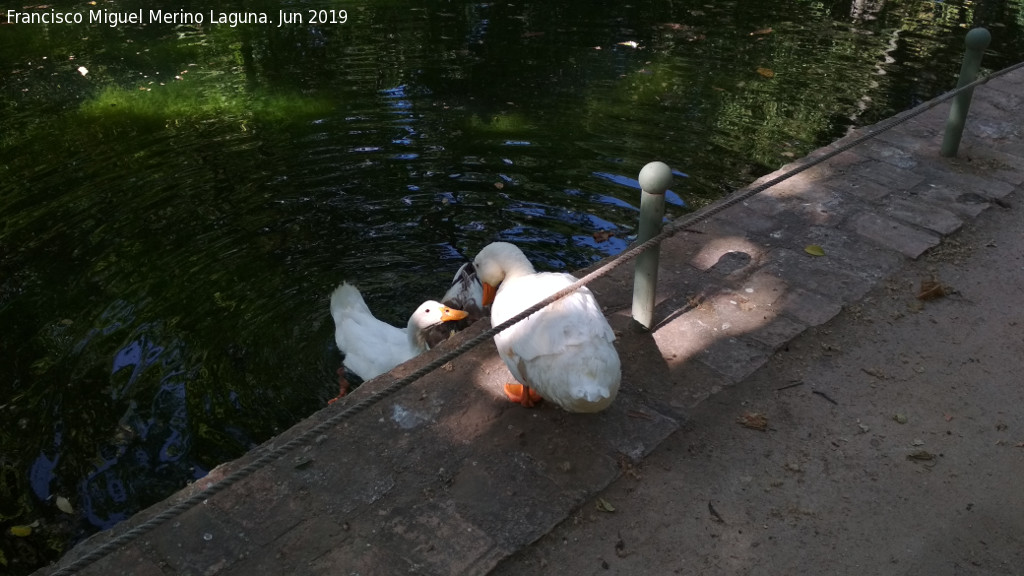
[424,308,431,314]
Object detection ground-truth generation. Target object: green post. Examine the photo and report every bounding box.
[941,27,991,157]
[631,161,672,330]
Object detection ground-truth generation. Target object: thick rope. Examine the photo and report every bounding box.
[46,61,1024,575]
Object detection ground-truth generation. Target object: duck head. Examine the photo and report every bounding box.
[472,242,537,306]
[407,300,469,349]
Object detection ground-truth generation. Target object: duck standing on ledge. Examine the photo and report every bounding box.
[330,282,469,384]
[472,242,621,413]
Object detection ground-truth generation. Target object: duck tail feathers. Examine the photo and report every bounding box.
[329,282,371,324]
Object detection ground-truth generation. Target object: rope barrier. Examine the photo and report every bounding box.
[46,60,1024,575]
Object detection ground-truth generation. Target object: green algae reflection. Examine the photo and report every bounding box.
[79,80,334,126]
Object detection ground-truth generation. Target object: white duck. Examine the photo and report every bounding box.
[329,282,469,382]
[472,242,621,413]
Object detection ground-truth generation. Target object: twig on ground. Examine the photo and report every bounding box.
[708,501,725,523]
[776,380,805,391]
[812,389,839,405]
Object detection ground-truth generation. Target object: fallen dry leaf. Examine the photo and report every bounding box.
[750,27,774,36]
[756,67,775,78]
[617,453,643,480]
[917,276,952,300]
[10,525,32,537]
[55,495,74,514]
[596,497,616,513]
[861,367,885,379]
[906,450,935,461]
[804,244,825,256]
[737,411,768,431]
[593,230,615,243]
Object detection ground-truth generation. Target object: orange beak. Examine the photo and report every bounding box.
[440,306,470,322]
[481,283,497,307]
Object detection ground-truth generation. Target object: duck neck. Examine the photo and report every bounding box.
[407,320,429,351]
[502,250,536,281]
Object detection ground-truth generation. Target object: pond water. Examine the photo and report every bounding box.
[2,0,1023,571]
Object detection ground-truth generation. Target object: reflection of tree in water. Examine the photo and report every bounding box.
[14,297,239,569]
[73,322,197,531]
[26,301,192,516]
[851,0,886,21]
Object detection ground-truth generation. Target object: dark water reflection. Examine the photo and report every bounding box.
[2,0,1023,571]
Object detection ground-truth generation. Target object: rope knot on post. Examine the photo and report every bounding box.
[631,161,673,329]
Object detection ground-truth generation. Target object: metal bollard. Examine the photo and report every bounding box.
[631,161,672,330]
[941,27,991,157]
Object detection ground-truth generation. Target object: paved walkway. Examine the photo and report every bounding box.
[493,184,1023,575]
[41,68,1023,576]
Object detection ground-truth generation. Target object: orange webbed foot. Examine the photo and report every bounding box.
[328,368,350,405]
[504,383,543,407]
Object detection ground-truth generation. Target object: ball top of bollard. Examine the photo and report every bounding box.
[638,161,672,195]
[965,27,991,50]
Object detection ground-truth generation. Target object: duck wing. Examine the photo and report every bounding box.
[492,272,620,412]
[491,272,615,359]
